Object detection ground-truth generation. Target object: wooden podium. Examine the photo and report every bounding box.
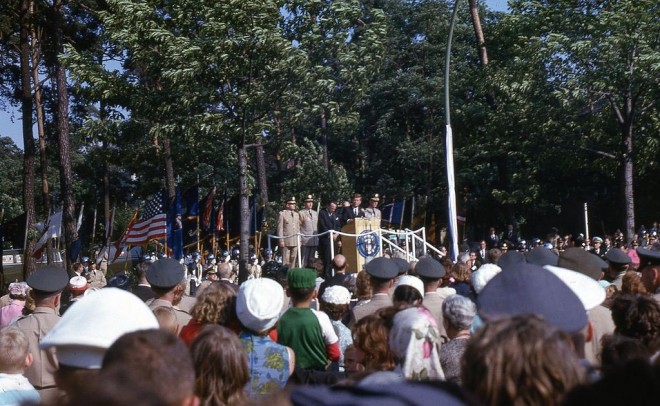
[341,217,381,273]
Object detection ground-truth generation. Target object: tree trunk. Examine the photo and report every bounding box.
[321,109,329,171]
[238,146,250,283]
[103,140,111,245]
[30,1,52,264]
[255,144,268,206]
[163,137,176,198]
[622,108,635,242]
[20,0,37,277]
[468,0,489,66]
[54,0,76,271]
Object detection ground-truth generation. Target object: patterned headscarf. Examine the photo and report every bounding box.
[389,306,445,380]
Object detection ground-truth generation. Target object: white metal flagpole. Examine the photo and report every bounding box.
[446,125,459,260]
[584,202,589,240]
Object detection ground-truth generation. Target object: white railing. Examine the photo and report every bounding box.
[267,226,440,266]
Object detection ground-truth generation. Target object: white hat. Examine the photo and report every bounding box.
[8,282,28,296]
[68,276,88,292]
[321,285,351,305]
[544,265,606,310]
[395,275,424,297]
[40,288,159,369]
[236,278,284,333]
[472,264,503,294]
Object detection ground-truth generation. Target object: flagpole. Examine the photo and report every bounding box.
[123,246,131,273]
[91,205,97,248]
[196,176,201,254]
[107,206,116,247]
[212,185,217,256]
[444,0,460,261]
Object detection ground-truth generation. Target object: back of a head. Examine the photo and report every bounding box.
[389,307,444,380]
[332,254,347,272]
[0,327,29,373]
[353,311,395,372]
[217,262,232,279]
[67,364,168,406]
[462,315,586,406]
[610,294,660,353]
[599,334,651,376]
[442,295,477,331]
[102,329,195,406]
[136,261,150,281]
[190,281,237,325]
[190,325,248,405]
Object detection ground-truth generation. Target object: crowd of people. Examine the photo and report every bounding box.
[0,224,659,405]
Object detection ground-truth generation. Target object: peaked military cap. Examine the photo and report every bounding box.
[637,243,660,267]
[498,251,525,271]
[478,262,587,333]
[27,266,68,293]
[414,256,445,279]
[605,248,631,265]
[146,258,185,289]
[364,257,398,280]
[391,257,410,276]
[557,247,607,281]
[526,246,559,267]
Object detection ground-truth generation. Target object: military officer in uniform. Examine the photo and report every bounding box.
[364,194,382,220]
[277,196,300,268]
[605,248,631,290]
[299,195,319,267]
[637,243,660,303]
[145,258,192,331]
[87,261,107,289]
[349,257,398,327]
[415,256,449,340]
[12,266,68,403]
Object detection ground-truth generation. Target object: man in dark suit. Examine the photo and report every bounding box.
[486,227,500,249]
[341,193,365,226]
[477,240,488,265]
[318,200,342,276]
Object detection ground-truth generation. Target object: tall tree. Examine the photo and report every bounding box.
[506,0,659,240]
[280,0,387,172]
[19,0,38,275]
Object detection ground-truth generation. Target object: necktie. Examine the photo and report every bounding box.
[354,208,358,216]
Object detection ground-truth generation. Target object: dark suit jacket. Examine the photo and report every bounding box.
[341,205,365,226]
[318,272,354,298]
[133,285,155,302]
[318,209,342,240]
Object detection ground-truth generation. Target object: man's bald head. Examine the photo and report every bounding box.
[332,255,347,273]
[217,262,232,279]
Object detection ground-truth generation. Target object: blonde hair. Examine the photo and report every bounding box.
[153,306,179,335]
[0,327,29,373]
[191,282,237,326]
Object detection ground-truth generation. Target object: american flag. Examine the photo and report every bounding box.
[124,191,167,245]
